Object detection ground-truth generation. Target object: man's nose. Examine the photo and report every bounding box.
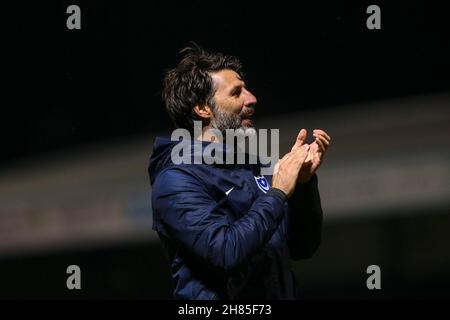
[244,89,257,106]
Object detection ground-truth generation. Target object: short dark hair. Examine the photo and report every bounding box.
[162,44,243,131]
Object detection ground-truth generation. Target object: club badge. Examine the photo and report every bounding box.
[254,175,270,194]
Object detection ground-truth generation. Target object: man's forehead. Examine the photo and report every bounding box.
[211,70,243,90]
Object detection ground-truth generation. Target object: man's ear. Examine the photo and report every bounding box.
[193,105,213,119]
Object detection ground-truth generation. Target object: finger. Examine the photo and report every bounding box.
[292,129,307,151]
[313,134,329,149]
[315,137,326,152]
[313,129,331,142]
[313,132,331,146]
[313,129,331,141]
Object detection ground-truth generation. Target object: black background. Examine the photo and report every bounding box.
[4,1,449,165]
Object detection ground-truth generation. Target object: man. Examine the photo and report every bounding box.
[148,45,331,299]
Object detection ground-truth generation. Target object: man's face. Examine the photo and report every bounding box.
[209,69,257,132]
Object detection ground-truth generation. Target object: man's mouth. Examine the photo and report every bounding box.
[241,109,255,118]
[240,108,255,127]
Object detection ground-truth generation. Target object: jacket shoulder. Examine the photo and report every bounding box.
[153,165,210,193]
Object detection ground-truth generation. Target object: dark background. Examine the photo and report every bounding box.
[4,1,449,165]
[2,1,449,299]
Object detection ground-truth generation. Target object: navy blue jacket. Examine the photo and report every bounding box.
[148,137,323,300]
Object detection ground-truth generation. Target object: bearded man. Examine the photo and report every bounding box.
[148,45,331,300]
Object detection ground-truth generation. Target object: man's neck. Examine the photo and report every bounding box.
[194,125,223,143]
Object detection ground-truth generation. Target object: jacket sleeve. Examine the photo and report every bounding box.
[151,168,287,271]
[287,174,323,260]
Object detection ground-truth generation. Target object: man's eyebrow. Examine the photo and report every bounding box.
[229,82,246,94]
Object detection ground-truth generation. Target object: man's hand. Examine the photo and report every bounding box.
[297,129,331,183]
[272,144,310,198]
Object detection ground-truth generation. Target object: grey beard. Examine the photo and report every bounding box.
[211,105,257,155]
[211,105,243,134]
